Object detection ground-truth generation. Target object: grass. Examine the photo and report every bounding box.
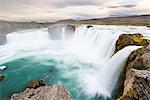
[74,22,150,27]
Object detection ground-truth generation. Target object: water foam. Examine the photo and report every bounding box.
[0,25,149,99]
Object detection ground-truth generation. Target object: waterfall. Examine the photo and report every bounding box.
[1,25,149,100]
[72,26,141,98]
[71,26,122,63]
[62,27,65,39]
[6,28,49,43]
[97,46,141,97]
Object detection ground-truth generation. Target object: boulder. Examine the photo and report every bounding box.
[11,85,73,100]
[87,25,93,28]
[119,69,150,100]
[0,74,5,81]
[28,80,46,89]
[126,47,150,70]
[115,34,150,53]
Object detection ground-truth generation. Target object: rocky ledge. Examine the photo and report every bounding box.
[115,34,150,53]
[11,85,73,100]
[117,34,150,100]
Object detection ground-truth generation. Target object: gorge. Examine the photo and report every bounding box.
[0,25,150,100]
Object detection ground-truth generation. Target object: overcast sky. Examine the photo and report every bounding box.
[0,0,150,22]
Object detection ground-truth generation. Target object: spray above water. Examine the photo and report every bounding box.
[0,25,149,100]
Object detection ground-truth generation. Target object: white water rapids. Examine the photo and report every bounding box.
[0,25,149,99]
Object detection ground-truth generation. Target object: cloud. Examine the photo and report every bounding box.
[0,0,149,22]
[109,0,150,17]
[108,4,136,8]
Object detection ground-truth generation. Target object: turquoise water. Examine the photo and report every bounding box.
[0,53,113,100]
[1,25,150,100]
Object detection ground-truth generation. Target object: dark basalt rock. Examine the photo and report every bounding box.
[115,34,150,53]
[147,25,150,27]
[0,74,5,81]
[87,25,93,28]
[28,80,46,89]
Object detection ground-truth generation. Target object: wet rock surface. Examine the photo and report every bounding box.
[11,85,73,100]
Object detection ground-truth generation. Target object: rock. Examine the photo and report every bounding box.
[11,85,73,100]
[115,34,150,52]
[115,34,150,100]
[87,25,93,28]
[119,69,150,100]
[118,45,150,100]
[66,24,76,31]
[126,47,150,70]
[48,24,75,40]
[0,74,5,81]
[147,25,150,27]
[130,53,150,70]
[28,80,46,89]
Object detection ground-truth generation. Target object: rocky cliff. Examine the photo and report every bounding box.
[116,34,150,100]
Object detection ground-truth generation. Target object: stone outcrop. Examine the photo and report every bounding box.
[126,47,150,71]
[115,34,150,99]
[117,34,150,100]
[119,69,150,100]
[48,24,75,40]
[11,85,73,100]
[115,34,150,53]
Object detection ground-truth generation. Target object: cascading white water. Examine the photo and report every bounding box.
[1,25,150,100]
[6,28,49,43]
[62,27,65,39]
[71,26,141,97]
[70,26,122,63]
[97,46,141,97]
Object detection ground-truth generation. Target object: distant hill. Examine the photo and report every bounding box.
[0,21,52,35]
[54,15,150,25]
[0,15,150,35]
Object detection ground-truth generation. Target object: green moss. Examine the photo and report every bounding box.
[115,34,150,53]
[28,80,45,89]
[140,39,150,46]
